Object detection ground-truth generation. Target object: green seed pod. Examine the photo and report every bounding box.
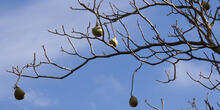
[201,1,210,11]
[14,86,25,100]
[92,25,103,37]
[109,37,118,47]
[129,96,138,107]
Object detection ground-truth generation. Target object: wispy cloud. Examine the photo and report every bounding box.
[0,0,132,107]
[24,89,58,107]
[94,74,124,90]
[167,61,210,87]
[0,0,92,66]
[0,0,90,105]
[93,74,125,99]
[0,74,14,99]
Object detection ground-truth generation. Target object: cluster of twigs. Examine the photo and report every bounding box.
[145,93,216,110]
[6,0,219,109]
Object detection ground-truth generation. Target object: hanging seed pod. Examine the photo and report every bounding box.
[201,1,210,11]
[14,86,25,100]
[129,96,138,107]
[92,24,103,37]
[109,37,118,47]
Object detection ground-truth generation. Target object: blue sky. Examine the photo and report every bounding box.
[0,0,219,110]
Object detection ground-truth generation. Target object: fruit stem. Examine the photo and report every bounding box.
[130,63,143,96]
[14,69,23,89]
[95,19,99,26]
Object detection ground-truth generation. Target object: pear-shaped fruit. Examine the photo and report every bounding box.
[109,37,118,47]
[14,86,25,100]
[201,1,210,11]
[92,25,103,37]
[129,96,138,107]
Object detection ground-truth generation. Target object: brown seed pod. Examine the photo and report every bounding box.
[129,96,138,107]
[14,86,25,100]
[201,1,210,11]
[92,25,103,37]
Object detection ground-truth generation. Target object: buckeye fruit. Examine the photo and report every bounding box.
[14,86,25,100]
[92,25,103,37]
[129,96,138,107]
[109,37,118,47]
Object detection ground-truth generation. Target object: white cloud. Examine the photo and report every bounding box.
[0,0,132,105]
[0,0,133,69]
[0,74,14,99]
[24,89,57,107]
[94,74,123,90]
[0,0,91,104]
[167,61,210,87]
[0,0,92,66]
[93,74,125,99]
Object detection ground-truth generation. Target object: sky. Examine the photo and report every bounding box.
[0,0,219,110]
